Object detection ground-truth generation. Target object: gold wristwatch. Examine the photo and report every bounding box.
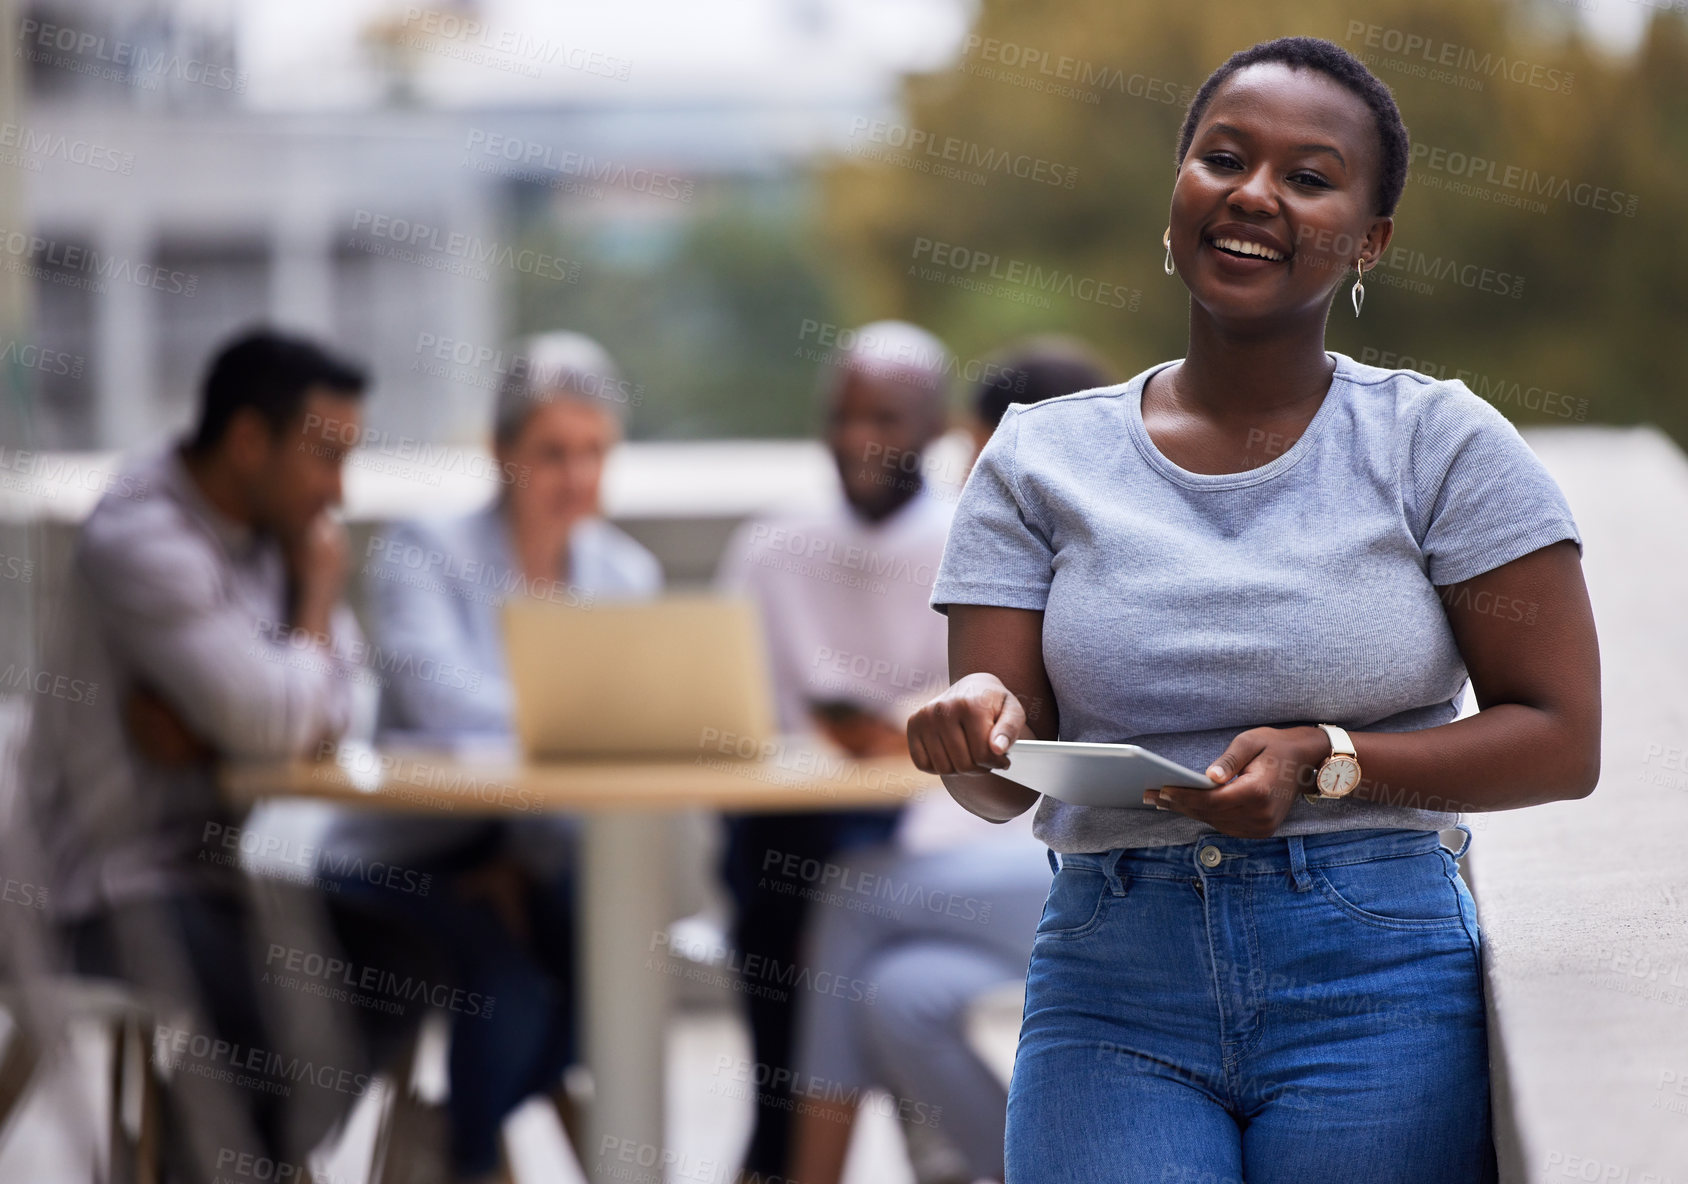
[1303,723,1361,803]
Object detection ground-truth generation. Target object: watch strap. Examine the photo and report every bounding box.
[1318,723,1355,757]
[1306,723,1359,803]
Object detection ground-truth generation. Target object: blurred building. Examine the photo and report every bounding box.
[14,0,931,450]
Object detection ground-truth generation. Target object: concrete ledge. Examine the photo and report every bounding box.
[1467,426,1688,1182]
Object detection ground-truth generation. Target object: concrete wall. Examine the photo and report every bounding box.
[1465,425,1688,1181]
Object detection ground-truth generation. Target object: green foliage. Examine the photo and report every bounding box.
[820,0,1688,442]
[512,177,841,439]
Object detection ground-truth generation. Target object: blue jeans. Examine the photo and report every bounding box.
[1005,827,1497,1184]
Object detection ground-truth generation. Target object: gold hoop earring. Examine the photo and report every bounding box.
[1163,227,1174,276]
[1351,256,1368,317]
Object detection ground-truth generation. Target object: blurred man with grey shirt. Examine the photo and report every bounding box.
[21,328,369,1181]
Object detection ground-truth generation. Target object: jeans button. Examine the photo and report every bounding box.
[1198,845,1222,868]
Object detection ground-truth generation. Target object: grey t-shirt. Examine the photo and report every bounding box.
[930,350,1582,853]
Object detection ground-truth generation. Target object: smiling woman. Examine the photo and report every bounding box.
[906,34,1601,1184]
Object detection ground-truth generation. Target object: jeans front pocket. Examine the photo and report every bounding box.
[1034,864,1111,941]
[1311,849,1468,931]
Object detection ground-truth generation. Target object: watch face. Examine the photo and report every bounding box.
[1318,757,1361,797]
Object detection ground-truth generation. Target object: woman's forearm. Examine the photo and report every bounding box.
[1344,702,1600,813]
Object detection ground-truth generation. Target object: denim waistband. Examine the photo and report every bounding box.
[1051,826,1464,882]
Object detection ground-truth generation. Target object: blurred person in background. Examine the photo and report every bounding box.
[965,336,1116,463]
[786,340,1114,1184]
[20,328,369,1182]
[714,320,955,1181]
[317,331,660,1184]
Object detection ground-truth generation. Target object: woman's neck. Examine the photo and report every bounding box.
[1171,308,1336,419]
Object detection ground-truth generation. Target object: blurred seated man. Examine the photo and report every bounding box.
[317,332,659,1184]
[21,328,368,1182]
[714,320,956,1179]
[787,338,1114,1184]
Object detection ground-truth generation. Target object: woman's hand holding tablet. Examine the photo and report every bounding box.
[907,670,1050,822]
[907,671,1029,775]
[907,669,1333,839]
[990,740,1221,808]
[1146,725,1334,839]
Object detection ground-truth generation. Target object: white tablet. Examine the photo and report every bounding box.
[990,739,1218,808]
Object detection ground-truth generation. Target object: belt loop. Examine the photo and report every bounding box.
[1286,835,1313,892]
[1046,848,1060,875]
[1441,823,1473,860]
[1101,849,1129,897]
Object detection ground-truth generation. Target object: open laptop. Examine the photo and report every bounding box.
[501,595,778,760]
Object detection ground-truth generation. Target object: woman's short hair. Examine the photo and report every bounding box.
[1175,36,1411,217]
[492,331,629,447]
